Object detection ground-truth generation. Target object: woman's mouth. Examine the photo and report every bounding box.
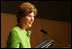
[28,22,32,25]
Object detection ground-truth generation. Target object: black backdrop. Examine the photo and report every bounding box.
[1,1,71,22]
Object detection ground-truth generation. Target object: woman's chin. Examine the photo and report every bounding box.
[28,25,32,28]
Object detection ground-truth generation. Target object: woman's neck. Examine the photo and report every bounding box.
[17,23,27,32]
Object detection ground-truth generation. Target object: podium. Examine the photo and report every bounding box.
[36,40,54,48]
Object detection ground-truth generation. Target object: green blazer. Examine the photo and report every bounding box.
[6,26,31,48]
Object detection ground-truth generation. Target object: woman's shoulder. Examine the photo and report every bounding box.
[10,26,20,34]
[12,26,20,31]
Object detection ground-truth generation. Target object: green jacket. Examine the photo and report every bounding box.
[6,26,31,48]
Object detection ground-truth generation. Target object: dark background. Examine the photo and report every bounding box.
[1,1,71,22]
[1,1,71,48]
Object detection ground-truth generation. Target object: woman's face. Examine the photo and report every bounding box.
[21,12,35,28]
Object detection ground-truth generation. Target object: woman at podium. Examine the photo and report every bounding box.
[6,2,37,48]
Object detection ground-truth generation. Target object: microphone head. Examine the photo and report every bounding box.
[40,29,48,34]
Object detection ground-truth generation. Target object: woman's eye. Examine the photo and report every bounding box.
[27,15,31,17]
[28,15,35,18]
[28,15,31,17]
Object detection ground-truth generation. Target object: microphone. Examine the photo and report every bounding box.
[40,29,66,47]
[40,29,48,34]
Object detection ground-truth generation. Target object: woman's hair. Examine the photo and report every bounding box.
[16,2,37,23]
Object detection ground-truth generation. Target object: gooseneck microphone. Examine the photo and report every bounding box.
[40,29,66,47]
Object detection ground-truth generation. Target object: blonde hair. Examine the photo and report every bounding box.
[16,2,37,23]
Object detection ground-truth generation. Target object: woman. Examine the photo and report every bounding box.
[7,2,37,48]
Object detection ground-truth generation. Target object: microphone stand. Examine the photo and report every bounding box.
[46,33,65,47]
[40,29,70,48]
